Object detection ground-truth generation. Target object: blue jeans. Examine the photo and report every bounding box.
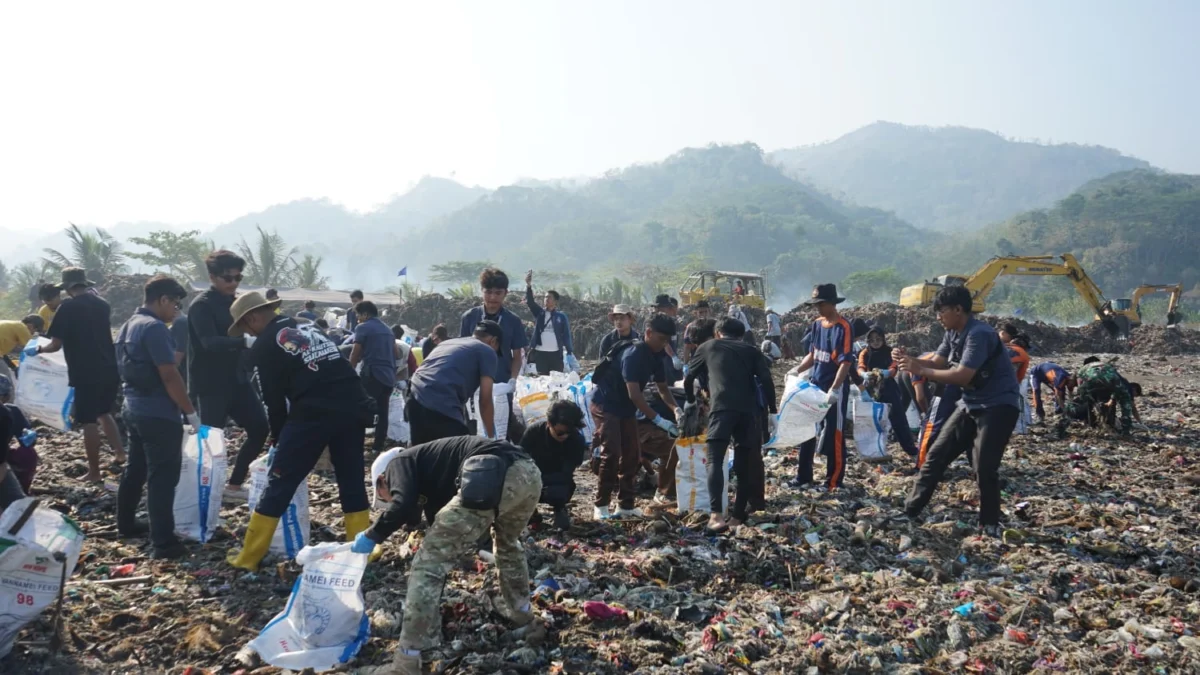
[254,414,368,518]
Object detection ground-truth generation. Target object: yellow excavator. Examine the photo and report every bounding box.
[900,254,1129,335]
[1111,284,1184,328]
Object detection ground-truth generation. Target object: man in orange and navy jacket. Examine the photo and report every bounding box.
[787,284,853,490]
[1029,362,1074,421]
[857,326,919,458]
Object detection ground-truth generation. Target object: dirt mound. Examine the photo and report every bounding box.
[96,274,153,324]
[781,301,1200,357]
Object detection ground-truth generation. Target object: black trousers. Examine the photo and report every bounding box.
[117,413,184,549]
[199,387,269,485]
[408,396,471,445]
[706,410,764,519]
[363,376,394,452]
[255,415,368,517]
[529,349,565,376]
[905,405,1019,526]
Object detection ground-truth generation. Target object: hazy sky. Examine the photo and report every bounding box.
[2,0,1197,234]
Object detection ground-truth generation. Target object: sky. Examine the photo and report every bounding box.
[2,0,1198,235]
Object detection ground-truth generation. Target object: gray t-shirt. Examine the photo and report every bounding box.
[409,337,499,422]
[936,317,1020,411]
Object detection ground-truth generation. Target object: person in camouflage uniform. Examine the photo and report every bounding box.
[1057,360,1133,435]
[355,436,544,675]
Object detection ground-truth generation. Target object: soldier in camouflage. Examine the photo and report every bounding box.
[354,436,544,675]
[1057,360,1134,436]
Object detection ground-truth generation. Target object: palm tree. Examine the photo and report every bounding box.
[293,254,330,290]
[42,223,129,282]
[238,225,297,287]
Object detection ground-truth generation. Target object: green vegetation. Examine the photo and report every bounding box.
[773,122,1150,231]
[42,223,129,282]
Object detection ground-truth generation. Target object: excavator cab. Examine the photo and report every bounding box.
[1115,284,1185,328]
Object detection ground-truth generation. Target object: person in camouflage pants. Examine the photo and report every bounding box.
[357,436,543,675]
[1057,361,1133,435]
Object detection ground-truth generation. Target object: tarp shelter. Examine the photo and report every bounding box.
[188,283,399,307]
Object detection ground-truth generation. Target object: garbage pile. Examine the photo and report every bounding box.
[96,274,153,323]
[6,354,1200,674]
[782,301,1200,357]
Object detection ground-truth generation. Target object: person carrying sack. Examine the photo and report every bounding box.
[358,436,544,675]
[225,291,379,571]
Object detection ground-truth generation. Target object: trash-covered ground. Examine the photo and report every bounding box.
[6,353,1200,674]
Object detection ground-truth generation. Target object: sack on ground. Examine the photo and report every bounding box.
[471,381,512,440]
[387,389,410,443]
[514,373,578,428]
[568,376,596,440]
[248,448,310,559]
[249,543,370,672]
[766,374,826,447]
[852,391,891,461]
[674,435,729,514]
[15,338,73,431]
[174,426,227,543]
[0,498,85,658]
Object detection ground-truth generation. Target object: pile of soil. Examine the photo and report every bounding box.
[96,274,153,323]
[781,301,1200,357]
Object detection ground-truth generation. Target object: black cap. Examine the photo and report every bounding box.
[654,294,673,308]
[474,319,503,340]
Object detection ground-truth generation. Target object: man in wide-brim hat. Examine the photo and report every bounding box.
[226,290,381,571]
[788,283,854,491]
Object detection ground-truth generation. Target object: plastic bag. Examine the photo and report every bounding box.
[249,543,370,671]
[766,374,826,448]
[174,426,227,543]
[905,402,921,436]
[471,381,512,440]
[851,391,891,461]
[1014,378,1031,435]
[674,435,728,513]
[14,337,74,431]
[0,497,85,658]
[248,448,310,559]
[387,389,410,443]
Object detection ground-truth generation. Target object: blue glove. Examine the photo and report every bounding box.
[672,356,684,371]
[652,415,680,438]
[23,345,39,357]
[565,353,580,373]
[352,532,377,554]
[18,429,37,447]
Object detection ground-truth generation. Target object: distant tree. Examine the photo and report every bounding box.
[42,223,129,282]
[429,260,493,288]
[995,237,1017,255]
[293,254,330,290]
[128,229,213,284]
[0,260,7,292]
[841,267,906,302]
[238,225,298,287]
[9,262,48,294]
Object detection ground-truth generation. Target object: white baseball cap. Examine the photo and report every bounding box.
[370,447,404,510]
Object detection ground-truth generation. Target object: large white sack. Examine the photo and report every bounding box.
[569,376,597,440]
[0,498,85,657]
[248,450,311,559]
[15,337,73,431]
[852,393,891,461]
[514,373,578,428]
[765,375,826,448]
[387,389,410,443]
[470,381,512,439]
[174,426,227,543]
[249,543,370,672]
[674,435,731,514]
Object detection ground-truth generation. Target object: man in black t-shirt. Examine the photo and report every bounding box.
[34,267,126,482]
[520,400,587,530]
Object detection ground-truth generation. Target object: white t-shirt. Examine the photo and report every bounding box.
[536,316,559,352]
[767,313,782,336]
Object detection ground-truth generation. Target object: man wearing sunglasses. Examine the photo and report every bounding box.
[186,250,269,496]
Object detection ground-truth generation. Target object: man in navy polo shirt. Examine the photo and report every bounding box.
[896,285,1021,536]
[114,275,200,559]
[350,300,400,452]
[460,268,528,440]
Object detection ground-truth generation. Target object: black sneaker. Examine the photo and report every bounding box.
[118,520,150,537]
[152,541,189,559]
[786,479,812,489]
[552,507,572,531]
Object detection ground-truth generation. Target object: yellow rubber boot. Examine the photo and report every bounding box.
[227,512,279,572]
[344,510,383,562]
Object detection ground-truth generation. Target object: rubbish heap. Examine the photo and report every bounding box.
[5,350,1200,674]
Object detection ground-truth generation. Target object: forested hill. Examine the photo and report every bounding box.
[772,122,1151,232]
[392,143,925,291]
[935,170,1200,297]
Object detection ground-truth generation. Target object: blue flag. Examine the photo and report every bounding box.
[397,267,407,277]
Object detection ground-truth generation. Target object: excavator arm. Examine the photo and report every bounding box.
[1130,284,1184,326]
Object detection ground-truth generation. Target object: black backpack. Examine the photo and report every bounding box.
[591,338,638,389]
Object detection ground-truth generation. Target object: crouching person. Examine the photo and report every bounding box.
[520,400,586,530]
[357,436,544,675]
[226,291,378,571]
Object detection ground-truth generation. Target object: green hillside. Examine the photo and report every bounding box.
[773,122,1151,231]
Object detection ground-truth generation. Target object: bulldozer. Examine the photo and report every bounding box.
[899,254,1129,335]
[679,271,767,309]
[1110,283,1184,328]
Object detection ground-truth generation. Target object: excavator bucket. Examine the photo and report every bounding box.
[1102,315,1131,338]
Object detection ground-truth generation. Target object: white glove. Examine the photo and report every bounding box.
[824,390,838,406]
[244,335,257,348]
[672,355,684,371]
[652,415,680,438]
[185,413,201,434]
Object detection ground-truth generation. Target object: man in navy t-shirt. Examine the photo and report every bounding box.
[350,301,400,452]
[589,314,679,520]
[895,285,1020,535]
[787,284,854,490]
[114,276,200,559]
[459,268,528,385]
